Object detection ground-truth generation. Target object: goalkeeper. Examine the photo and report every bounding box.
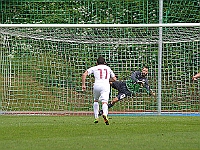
[99,66,155,116]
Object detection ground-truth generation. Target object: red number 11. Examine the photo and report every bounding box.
[98,69,108,79]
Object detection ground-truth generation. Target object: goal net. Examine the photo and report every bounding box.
[0,24,200,115]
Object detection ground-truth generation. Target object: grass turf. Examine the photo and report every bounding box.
[0,115,199,150]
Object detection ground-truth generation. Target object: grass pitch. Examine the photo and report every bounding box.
[0,115,199,150]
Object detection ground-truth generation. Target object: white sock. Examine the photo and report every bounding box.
[93,102,99,119]
[102,103,108,116]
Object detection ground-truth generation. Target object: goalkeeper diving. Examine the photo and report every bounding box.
[99,66,156,116]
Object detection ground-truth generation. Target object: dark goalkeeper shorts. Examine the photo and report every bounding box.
[111,81,132,101]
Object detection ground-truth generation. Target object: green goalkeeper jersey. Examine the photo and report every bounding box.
[126,79,151,95]
[125,79,141,94]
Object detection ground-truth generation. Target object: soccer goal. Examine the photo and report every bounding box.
[0,23,200,115]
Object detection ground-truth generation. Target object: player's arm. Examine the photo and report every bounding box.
[192,72,200,80]
[144,79,155,96]
[149,89,156,97]
[82,70,88,91]
[145,87,156,97]
[109,70,117,83]
[109,76,117,82]
[130,71,140,83]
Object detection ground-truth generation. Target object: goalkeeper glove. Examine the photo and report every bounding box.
[137,80,145,87]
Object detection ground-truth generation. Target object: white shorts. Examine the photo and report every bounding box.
[93,84,110,103]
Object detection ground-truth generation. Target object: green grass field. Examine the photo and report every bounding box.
[0,115,200,150]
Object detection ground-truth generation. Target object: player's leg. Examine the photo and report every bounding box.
[108,93,125,108]
[99,94,124,116]
[108,81,122,108]
[98,81,125,116]
[107,81,130,109]
[99,82,131,116]
[108,81,128,108]
[101,90,110,125]
[93,87,100,123]
[102,102,109,125]
[108,97,118,108]
[93,100,99,123]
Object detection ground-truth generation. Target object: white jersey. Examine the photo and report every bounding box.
[87,64,115,86]
[87,64,115,102]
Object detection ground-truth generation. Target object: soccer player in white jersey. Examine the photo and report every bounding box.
[82,56,116,125]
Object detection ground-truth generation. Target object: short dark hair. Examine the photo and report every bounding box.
[97,56,105,65]
[143,66,148,69]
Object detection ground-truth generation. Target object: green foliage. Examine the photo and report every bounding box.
[1,0,200,24]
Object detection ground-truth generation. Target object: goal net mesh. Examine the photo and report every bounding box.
[0,26,199,114]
